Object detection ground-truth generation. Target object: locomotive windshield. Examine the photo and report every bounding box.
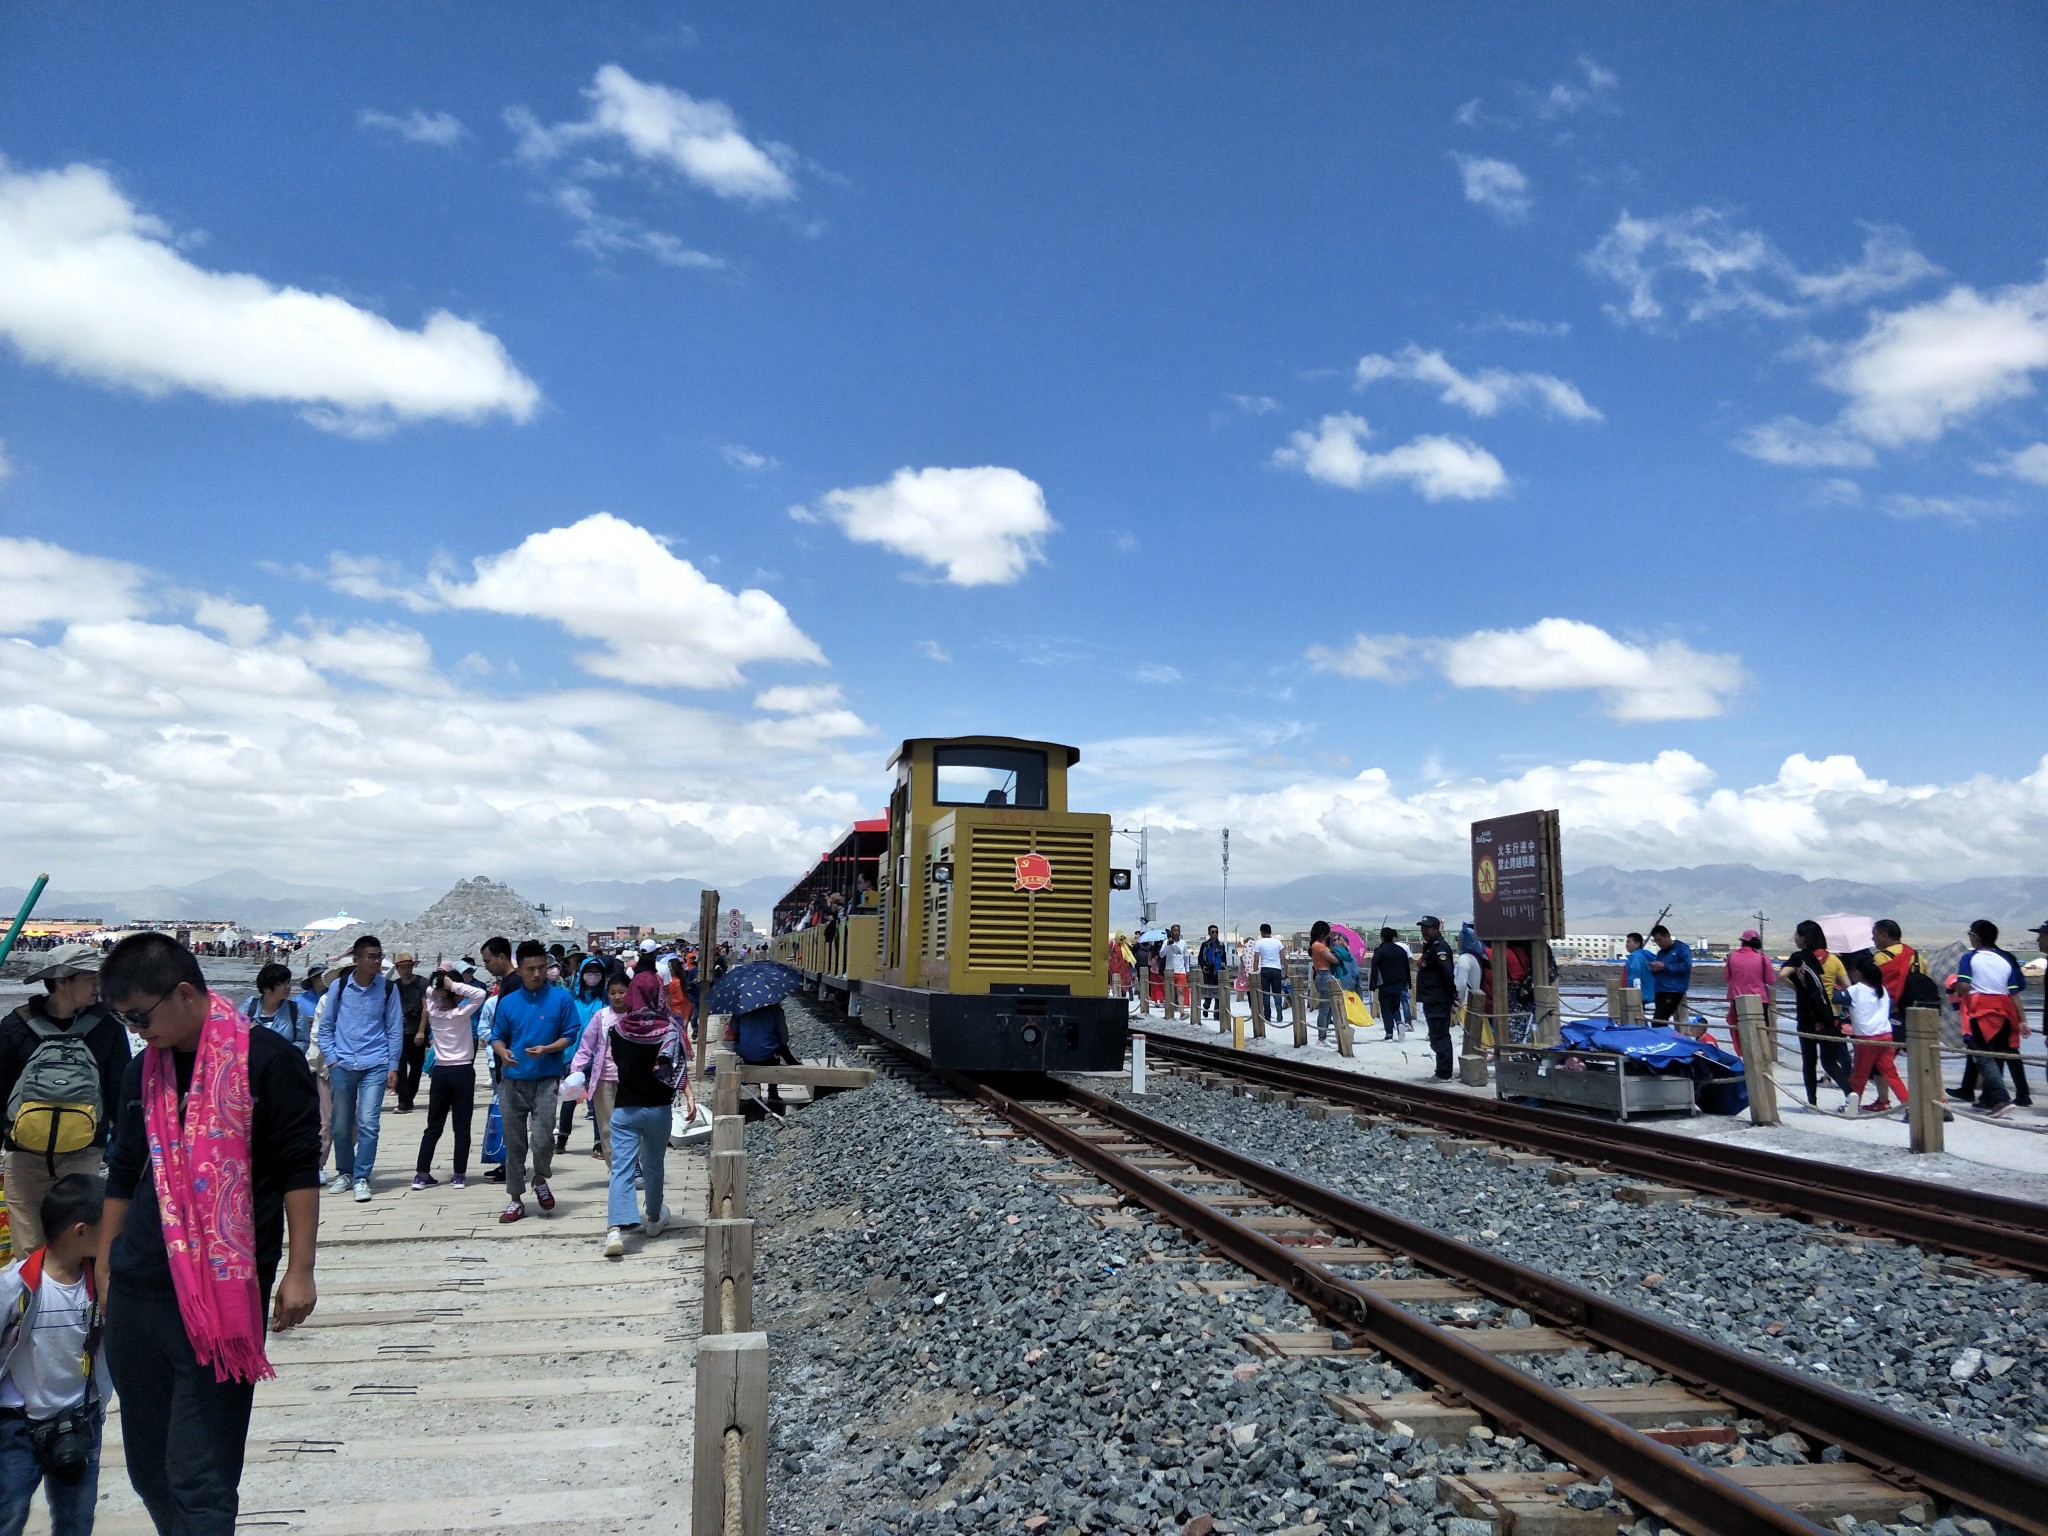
[932,745,1048,809]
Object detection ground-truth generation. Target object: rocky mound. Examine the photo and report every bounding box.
[313,877,549,968]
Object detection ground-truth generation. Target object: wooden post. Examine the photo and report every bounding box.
[713,1049,740,1118]
[1288,961,1308,1047]
[1231,983,1245,1051]
[693,1331,768,1536]
[702,1217,755,1333]
[1905,1006,1944,1154]
[694,889,720,1071]
[1734,995,1780,1127]
[1334,984,1355,1057]
[1248,972,1266,1039]
[710,1150,748,1219]
[711,1114,746,1155]
[1614,985,1644,1025]
[1604,977,1624,1021]
[1532,982,1561,1047]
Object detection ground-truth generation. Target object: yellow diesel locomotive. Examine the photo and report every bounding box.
[772,735,1129,1072]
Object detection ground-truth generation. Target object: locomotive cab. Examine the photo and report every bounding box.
[863,735,1127,1071]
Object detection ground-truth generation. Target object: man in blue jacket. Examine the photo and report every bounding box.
[1647,924,1693,1023]
[1622,932,1655,1018]
[318,934,404,1203]
[490,940,577,1223]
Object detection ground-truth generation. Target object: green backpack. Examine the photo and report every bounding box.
[8,1013,103,1166]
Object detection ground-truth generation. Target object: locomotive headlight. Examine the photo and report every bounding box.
[1020,1024,1042,1046]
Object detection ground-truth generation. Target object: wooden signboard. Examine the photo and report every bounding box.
[1471,810,1563,941]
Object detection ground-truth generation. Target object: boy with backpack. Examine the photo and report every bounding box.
[0,1174,109,1536]
[243,965,312,1050]
[0,947,130,1255]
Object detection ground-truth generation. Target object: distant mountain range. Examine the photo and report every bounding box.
[1124,862,2048,943]
[0,868,796,939]
[8,861,2045,948]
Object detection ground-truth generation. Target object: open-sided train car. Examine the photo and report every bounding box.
[772,735,1129,1073]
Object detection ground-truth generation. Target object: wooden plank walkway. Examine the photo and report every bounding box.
[44,1091,707,1536]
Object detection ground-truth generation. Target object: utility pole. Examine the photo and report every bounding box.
[1221,828,1231,940]
[1112,824,1158,928]
[1753,910,1768,950]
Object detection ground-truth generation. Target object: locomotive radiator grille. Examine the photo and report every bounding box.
[966,826,1099,975]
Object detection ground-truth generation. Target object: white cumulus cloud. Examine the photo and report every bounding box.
[1354,345,1600,421]
[510,64,794,203]
[1435,618,1744,722]
[431,512,824,688]
[357,109,468,147]
[0,160,541,433]
[802,466,1056,586]
[1737,269,2048,468]
[1451,155,1530,222]
[1104,745,2048,890]
[1308,618,1744,722]
[1272,414,1508,501]
[0,536,875,890]
[1826,271,2048,447]
[0,536,149,632]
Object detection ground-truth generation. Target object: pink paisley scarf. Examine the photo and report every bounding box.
[142,990,271,1384]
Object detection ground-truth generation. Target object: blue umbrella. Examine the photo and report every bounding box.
[706,960,805,1016]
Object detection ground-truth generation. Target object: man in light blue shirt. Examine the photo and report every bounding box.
[317,933,403,1203]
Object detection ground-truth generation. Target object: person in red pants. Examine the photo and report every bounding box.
[1844,955,1908,1114]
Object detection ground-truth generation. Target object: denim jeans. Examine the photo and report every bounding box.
[327,1064,387,1182]
[0,1406,100,1536]
[607,1105,671,1228]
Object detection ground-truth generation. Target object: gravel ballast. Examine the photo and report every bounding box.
[1100,1069,2048,1469]
[746,1005,2024,1534]
[752,1004,1551,1535]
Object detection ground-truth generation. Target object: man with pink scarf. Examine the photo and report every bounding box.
[96,933,323,1536]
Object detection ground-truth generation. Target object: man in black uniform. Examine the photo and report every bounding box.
[1414,916,1458,1080]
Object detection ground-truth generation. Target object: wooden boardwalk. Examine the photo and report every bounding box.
[50,1093,707,1536]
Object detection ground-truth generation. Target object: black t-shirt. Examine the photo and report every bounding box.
[395,974,429,1034]
[104,1028,323,1301]
[0,1002,133,1153]
[608,1031,675,1109]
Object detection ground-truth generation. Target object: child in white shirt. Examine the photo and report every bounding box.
[0,1173,106,1536]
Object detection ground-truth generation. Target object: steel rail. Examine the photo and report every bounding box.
[1144,1034,2048,1274]
[1050,1077,2048,1536]
[946,1070,1832,1536]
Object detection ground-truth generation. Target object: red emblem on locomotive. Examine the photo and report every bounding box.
[1013,852,1053,892]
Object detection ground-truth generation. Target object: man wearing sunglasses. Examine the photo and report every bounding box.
[96,931,321,1536]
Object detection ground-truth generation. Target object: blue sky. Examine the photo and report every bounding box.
[2,4,2045,893]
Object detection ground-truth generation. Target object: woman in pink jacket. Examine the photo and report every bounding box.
[1723,929,1778,1053]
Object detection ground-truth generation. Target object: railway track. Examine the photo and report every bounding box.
[1144,1032,2048,1278]
[829,1023,2048,1536]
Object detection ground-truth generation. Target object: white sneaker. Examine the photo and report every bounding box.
[353,1179,372,1202]
[643,1207,669,1240]
[603,1227,626,1258]
[326,1173,350,1194]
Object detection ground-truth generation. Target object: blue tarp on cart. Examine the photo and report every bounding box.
[1556,1021,1749,1114]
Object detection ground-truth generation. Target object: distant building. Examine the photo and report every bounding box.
[1553,934,1626,961]
[21,919,104,937]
